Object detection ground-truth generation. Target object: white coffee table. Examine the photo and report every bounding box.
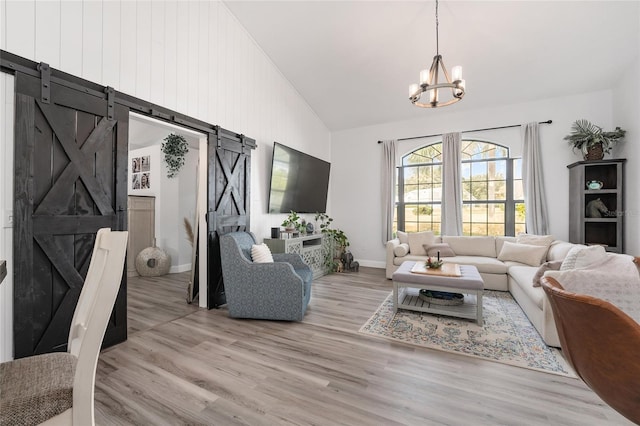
[392,261,484,326]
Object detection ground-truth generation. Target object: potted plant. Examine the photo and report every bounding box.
[162,133,189,178]
[282,211,305,233]
[315,213,350,272]
[564,119,626,161]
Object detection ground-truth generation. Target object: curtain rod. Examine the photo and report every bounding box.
[377,120,552,144]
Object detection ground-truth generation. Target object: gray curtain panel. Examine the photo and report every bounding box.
[442,132,463,236]
[522,122,549,235]
[381,140,397,244]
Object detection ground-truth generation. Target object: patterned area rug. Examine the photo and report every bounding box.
[360,291,575,377]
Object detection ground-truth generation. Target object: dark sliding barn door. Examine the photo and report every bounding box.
[207,131,253,308]
[13,72,128,358]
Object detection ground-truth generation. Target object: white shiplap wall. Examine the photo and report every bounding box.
[0,0,331,361]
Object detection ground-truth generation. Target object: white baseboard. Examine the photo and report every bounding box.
[355,259,385,269]
[170,263,192,274]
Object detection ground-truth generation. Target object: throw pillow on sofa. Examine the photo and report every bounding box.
[532,260,563,287]
[497,241,548,267]
[424,243,456,257]
[407,231,436,256]
[560,245,606,270]
[251,243,274,263]
[517,233,554,263]
[396,230,409,244]
[394,243,410,257]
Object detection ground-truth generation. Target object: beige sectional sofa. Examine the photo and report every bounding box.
[386,234,576,347]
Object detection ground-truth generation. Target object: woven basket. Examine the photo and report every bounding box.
[584,143,604,161]
[419,289,464,306]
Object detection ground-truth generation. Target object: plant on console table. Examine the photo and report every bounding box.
[282,211,306,234]
[564,119,626,161]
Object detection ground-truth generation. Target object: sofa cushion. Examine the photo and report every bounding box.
[508,265,545,309]
[561,245,606,270]
[407,231,436,256]
[532,260,563,287]
[442,256,507,274]
[547,241,575,262]
[517,234,554,264]
[424,243,456,257]
[498,241,548,267]
[442,236,496,257]
[394,243,410,257]
[495,236,516,257]
[397,230,409,244]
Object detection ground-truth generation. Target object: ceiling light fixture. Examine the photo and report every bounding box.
[409,0,465,108]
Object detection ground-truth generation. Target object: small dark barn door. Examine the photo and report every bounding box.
[13,72,128,358]
[207,130,254,308]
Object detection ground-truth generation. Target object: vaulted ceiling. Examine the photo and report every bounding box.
[225,1,640,131]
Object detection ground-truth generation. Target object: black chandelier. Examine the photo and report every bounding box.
[409,0,465,108]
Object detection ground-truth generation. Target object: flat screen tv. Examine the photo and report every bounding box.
[268,142,331,213]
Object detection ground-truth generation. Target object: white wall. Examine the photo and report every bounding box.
[612,54,640,255]
[331,90,615,267]
[0,0,330,361]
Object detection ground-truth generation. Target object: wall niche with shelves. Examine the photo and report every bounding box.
[568,159,625,253]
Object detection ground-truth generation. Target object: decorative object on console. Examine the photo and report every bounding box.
[161,133,189,178]
[282,210,306,234]
[586,180,603,190]
[408,0,465,108]
[425,256,444,269]
[585,198,611,218]
[563,119,626,161]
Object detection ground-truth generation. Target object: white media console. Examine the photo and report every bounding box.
[263,234,329,279]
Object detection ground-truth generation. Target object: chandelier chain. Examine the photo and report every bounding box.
[435,0,439,56]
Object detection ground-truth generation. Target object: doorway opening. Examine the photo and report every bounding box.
[127,112,208,314]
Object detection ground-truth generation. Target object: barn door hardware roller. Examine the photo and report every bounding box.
[105,86,115,120]
[37,62,50,104]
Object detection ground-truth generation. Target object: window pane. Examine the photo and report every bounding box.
[513,180,524,200]
[515,202,526,224]
[515,224,526,235]
[471,182,488,200]
[487,223,505,236]
[404,184,418,202]
[488,160,506,180]
[514,158,522,179]
[488,180,506,200]
[461,163,471,179]
[462,181,472,201]
[471,162,487,177]
[462,204,471,221]
[432,165,442,183]
[488,203,505,224]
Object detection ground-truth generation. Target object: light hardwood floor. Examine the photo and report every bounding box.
[95,268,632,425]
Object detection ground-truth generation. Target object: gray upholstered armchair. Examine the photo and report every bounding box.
[219,232,313,321]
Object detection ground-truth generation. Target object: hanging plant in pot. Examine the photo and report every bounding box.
[162,133,189,178]
[564,119,626,161]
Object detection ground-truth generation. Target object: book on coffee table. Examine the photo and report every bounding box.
[410,262,462,277]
